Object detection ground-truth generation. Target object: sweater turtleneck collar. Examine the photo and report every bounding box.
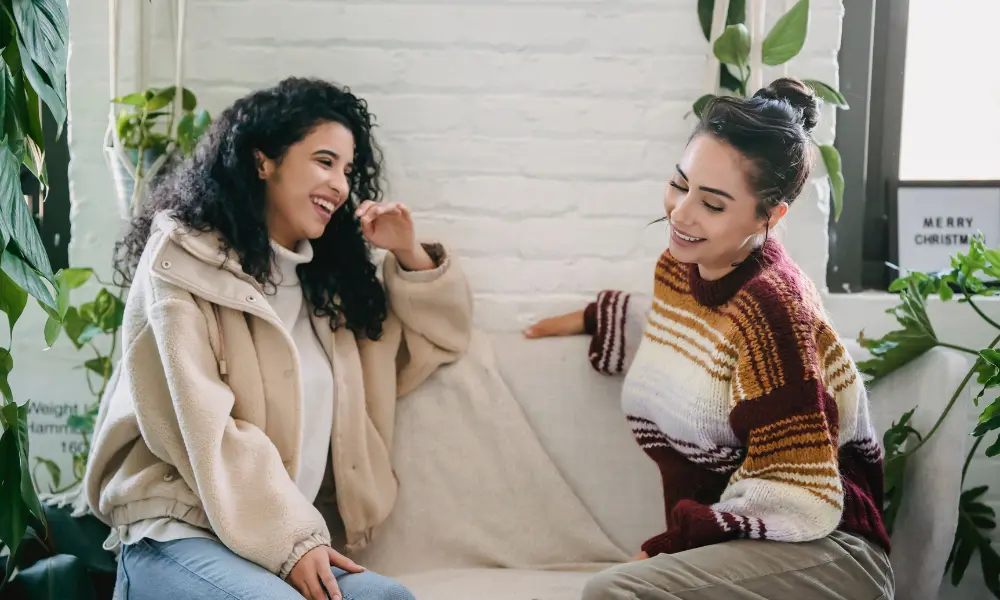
[686,238,785,307]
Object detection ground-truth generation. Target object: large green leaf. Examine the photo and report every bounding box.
[761,0,809,66]
[83,356,111,378]
[0,425,28,555]
[719,64,744,95]
[881,407,921,533]
[804,79,849,109]
[61,306,101,349]
[11,0,69,132]
[0,261,27,335]
[946,486,1000,591]
[13,403,42,524]
[42,312,58,345]
[0,402,44,560]
[858,280,939,382]
[0,141,53,282]
[3,55,28,165]
[0,6,12,51]
[698,0,747,40]
[0,348,12,403]
[177,109,211,155]
[819,144,844,222]
[22,75,45,186]
[54,266,92,317]
[713,24,751,73]
[692,94,715,120]
[2,248,54,309]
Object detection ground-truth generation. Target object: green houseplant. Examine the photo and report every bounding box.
[694,0,848,221]
[107,84,211,218]
[0,0,71,587]
[860,236,1000,596]
[32,269,124,496]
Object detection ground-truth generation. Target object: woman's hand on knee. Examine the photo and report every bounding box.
[289,545,365,600]
[523,309,587,339]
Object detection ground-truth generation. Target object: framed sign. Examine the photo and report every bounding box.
[896,183,1000,274]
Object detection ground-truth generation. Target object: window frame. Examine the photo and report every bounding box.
[827,0,910,293]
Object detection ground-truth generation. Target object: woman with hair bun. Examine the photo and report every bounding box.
[85,76,472,600]
[526,78,894,599]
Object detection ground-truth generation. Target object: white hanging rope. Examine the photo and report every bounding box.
[782,0,793,78]
[108,0,118,103]
[748,0,766,94]
[105,0,187,219]
[172,0,186,132]
[135,0,146,91]
[703,0,730,97]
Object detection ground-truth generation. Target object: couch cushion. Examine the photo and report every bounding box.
[489,333,662,554]
[397,568,593,600]
[354,331,626,577]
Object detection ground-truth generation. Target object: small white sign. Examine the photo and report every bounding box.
[897,186,1000,274]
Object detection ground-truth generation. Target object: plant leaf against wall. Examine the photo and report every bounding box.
[761,0,809,66]
[698,0,747,40]
[818,144,844,222]
[0,140,53,282]
[858,280,939,382]
[10,0,69,131]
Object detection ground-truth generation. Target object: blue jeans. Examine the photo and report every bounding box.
[116,538,415,600]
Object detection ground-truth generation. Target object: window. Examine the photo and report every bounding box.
[829,0,1000,293]
[899,0,1000,181]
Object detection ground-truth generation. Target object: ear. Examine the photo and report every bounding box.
[254,151,273,179]
[764,201,788,231]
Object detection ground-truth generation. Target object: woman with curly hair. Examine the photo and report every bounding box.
[84,76,472,600]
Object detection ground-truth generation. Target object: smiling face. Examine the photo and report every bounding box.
[663,134,787,280]
[258,120,356,249]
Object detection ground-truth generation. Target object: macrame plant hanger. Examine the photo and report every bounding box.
[104,0,187,220]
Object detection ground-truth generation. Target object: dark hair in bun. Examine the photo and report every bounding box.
[694,77,818,217]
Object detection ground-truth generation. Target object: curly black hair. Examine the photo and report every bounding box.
[114,76,388,339]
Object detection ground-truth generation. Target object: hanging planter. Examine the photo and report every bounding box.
[105,86,211,220]
[104,0,211,220]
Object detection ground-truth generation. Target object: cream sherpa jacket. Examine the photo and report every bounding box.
[83,213,472,578]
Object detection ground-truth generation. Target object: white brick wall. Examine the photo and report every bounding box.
[68,0,842,331]
[41,1,991,598]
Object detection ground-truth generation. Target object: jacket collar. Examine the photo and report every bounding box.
[148,212,279,320]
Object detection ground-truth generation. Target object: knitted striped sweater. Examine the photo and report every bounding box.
[583,240,890,556]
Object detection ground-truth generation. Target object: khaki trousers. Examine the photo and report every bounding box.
[582,530,893,600]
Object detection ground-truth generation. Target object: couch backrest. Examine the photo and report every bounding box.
[489,333,663,552]
[487,332,972,600]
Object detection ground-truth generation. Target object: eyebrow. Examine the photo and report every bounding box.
[675,164,735,201]
[314,149,339,159]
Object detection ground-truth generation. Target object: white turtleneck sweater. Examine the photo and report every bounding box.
[267,239,336,504]
[111,240,335,547]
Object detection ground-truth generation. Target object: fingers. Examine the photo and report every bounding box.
[304,568,327,600]
[523,311,586,338]
[522,320,551,339]
[327,547,366,574]
[319,564,342,600]
[356,202,406,226]
[355,200,377,219]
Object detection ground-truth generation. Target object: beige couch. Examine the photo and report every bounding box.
[356,332,973,600]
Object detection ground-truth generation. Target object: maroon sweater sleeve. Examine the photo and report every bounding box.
[585,290,638,376]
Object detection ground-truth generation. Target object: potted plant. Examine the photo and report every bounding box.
[692,0,848,222]
[860,237,1000,596]
[105,85,211,219]
[0,0,71,589]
